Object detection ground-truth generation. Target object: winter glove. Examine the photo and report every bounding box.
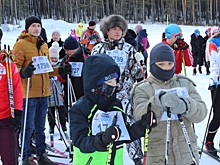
[160,92,190,114]
[102,125,121,145]
[58,63,72,79]
[154,90,167,110]
[10,110,22,133]
[20,61,36,78]
[140,110,157,131]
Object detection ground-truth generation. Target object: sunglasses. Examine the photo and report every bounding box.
[78,25,83,27]
[172,33,183,39]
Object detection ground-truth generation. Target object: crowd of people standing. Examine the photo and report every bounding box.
[0,14,219,165]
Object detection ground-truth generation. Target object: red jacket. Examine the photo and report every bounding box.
[80,28,101,52]
[0,62,23,120]
[162,39,192,74]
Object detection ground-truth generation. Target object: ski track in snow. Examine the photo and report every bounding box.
[0,19,220,164]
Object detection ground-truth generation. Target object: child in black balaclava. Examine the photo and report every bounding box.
[132,42,207,165]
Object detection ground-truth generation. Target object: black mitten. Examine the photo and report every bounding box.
[10,110,22,133]
[102,126,121,145]
[140,110,157,131]
[58,63,72,78]
[20,61,36,78]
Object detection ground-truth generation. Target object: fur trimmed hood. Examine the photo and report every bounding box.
[100,14,128,39]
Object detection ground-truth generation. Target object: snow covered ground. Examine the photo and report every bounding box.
[1,19,220,164]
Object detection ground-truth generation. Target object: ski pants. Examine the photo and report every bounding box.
[47,106,67,131]
[206,86,220,142]
[0,117,18,165]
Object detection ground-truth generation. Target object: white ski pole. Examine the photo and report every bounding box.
[19,78,30,165]
[165,108,171,165]
[178,114,198,165]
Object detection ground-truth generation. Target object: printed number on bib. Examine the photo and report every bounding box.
[69,62,83,77]
[32,56,53,74]
[92,110,130,141]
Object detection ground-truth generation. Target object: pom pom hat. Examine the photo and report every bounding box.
[49,42,59,59]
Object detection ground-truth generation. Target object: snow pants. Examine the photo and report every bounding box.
[206,86,220,142]
[0,117,18,165]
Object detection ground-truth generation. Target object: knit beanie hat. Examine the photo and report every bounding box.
[49,42,59,59]
[194,29,200,36]
[51,28,61,36]
[100,14,128,38]
[63,36,79,50]
[135,25,143,33]
[150,42,175,81]
[89,21,96,27]
[165,24,182,39]
[25,16,42,31]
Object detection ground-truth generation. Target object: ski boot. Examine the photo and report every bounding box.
[198,67,202,74]
[206,141,219,157]
[133,158,143,165]
[22,155,37,165]
[192,68,197,75]
[37,153,58,165]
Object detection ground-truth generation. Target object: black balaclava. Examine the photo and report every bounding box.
[150,42,175,81]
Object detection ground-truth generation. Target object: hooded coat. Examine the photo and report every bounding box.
[131,74,207,165]
[190,34,204,66]
[69,54,145,165]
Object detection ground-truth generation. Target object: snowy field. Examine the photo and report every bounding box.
[0,19,220,164]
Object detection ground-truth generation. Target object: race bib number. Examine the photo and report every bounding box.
[69,62,83,77]
[106,49,127,67]
[92,110,130,141]
[32,56,53,74]
[89,39,96,44]
[155,87,189,121]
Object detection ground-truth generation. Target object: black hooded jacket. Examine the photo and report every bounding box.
[69,54,145,154]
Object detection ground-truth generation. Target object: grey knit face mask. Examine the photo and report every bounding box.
[150,64,175,81]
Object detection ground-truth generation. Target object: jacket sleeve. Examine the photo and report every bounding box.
[179,77,208,123]
[132,82,162,124]
[80,31,90,45]
[13,42,25,72]
[12,63,23,110]
[69,102,98,153]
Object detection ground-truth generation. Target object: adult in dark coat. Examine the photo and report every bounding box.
[190,29,204,75]
[60,36,90,110]
[202,28,211,75]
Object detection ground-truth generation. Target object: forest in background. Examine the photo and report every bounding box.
[0,0,219,26]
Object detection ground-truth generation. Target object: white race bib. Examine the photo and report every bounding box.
[32,56,53,74]
[92,110,130,141]
[106,49,127,67]
[69,62,83,77]
[155,87,189,121]
[89,38,96,44]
